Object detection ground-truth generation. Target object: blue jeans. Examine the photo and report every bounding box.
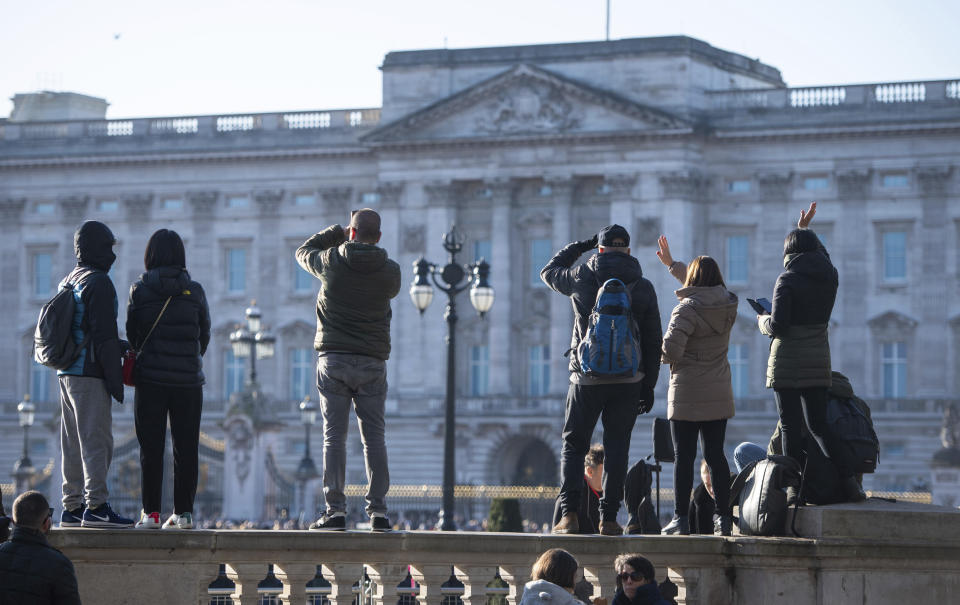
[316,353,389,516]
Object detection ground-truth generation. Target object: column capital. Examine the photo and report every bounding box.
[123,193,154,221]
[604,173,638,198]
[254,188,285,216]
[0,197,26,221]
[377,181,405,207]
[59,195,89,223]
[835,168,872,198]
[542,177,576,200]
[320,186,352,219]
[756,170,794,200]
[187,190,218,217]
[659,170,706,200]
[915,165,953,197]
[424,181,457,205]
[485,178,517,204]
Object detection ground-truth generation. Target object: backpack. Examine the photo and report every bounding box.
[826,394,879,475]
[729,455,801,536]
[624,459,661,534]
[577,278,640,377]
[33,281,86,370]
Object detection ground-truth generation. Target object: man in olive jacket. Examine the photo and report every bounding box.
[296,209,401,531]
[0,491,81,604]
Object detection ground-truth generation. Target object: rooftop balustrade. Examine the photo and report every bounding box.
[707,78,960,111]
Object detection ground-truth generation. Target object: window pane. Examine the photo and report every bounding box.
[881,341,906,398]
[35,202,55,215]
[727,180,751,193]
[726,236,749,283]
[882,231,906,281]
[727,343,748,398]
[31,360,51,402]
[530,239,552,287]
[227,248,246,293]
[469,345,489,397]
[227,195,249,208]
[162,198,183,210]
[803,177,828,190]
[224,350,245,399]
[33,253,52,297]
[290,348,314,399]
[294,194,315,206]
[293,260,313,293]
[97,200,119,212]
[474,240,492,263]
[528,345,550,396]
[882,174,909,188]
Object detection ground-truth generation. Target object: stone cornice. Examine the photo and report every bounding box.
[915,165,954,197]
[253,189,285,216]
[319,186,352,218]
[659,170,707,199]
[835,169,872,198]
[423,182,456,206]
[123,193,154,221]
[376,181,404,207]
[604,174,638,198]
[59,195,89,222]
[711,121,960,142]
[187,190,218,217]
[756,171,794,200]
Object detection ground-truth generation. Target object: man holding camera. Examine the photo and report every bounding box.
[541,225,662,535]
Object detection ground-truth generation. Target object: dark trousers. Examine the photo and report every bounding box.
[134,384,203,514]
[671,418,730,516]
[775,387,850,477]
[559,381,642,521]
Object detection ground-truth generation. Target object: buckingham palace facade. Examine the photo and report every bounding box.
[1,36,958,518]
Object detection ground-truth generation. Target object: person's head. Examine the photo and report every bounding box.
[74,220,117,271]
[598,224,630,255]
[12,491,53,533]
[614,554,656,596]
[683,256,725,288]
[531,548,579,591]
[783,228,822,257]
[348,208,382,244]
[144,228,187,270]
[584,444,605,492]
[700,459,714,499]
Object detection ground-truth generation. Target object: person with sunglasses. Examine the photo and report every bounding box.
[0,490,81,604]
[612,554,669,605]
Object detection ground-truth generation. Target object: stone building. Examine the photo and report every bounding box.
[1,36,958,520]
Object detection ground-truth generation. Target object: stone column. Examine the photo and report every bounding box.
[0,198,25,402]
[122,192,154,303]
[455,565,498,605]
[377,182,405,395]
[320,186,353,227]
[409,563,454,605]
[186,190,218,299]
[275,562,319,605]
[488,180,516,395]
[497,563,530,605]
[421,182,459,394]
[914,166,953,396]
[606,174,638,230]
[323,563,365,605]
[581,563,618,605]
[365,562,409,605]
[225,562,268,605]
[547,178,575,394]
[835,169,872,388]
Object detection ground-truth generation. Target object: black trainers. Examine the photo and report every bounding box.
[81,503,135,528]
[370,515,392,532]
[661,514,689,535]
[309,513,346,531]
[60,504,86,528]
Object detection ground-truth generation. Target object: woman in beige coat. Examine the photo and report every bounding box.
[656,236,738,536]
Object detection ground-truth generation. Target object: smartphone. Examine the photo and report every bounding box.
[747,297,772,315]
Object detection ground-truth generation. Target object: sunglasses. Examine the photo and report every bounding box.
[618,571,642,582]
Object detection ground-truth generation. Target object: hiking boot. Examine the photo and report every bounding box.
[661,514,689,536]
[552,512,579,534]
[162,512,193,529]
[136,510,161,529]
[309,513,347,531]
[786,486,800,507]
[60,505,86,528]
[717,515,734,537]
[599,521,623,536]
[370,515,392,533]
[842,476,866,503]
[81,503,135,528]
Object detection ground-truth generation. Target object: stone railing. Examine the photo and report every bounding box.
[707,79,960,111]
[0,107,382,141]
[47,505,960,605]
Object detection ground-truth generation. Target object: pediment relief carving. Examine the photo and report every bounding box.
[867,310,918,335]
[278,319,314,339]
[516,209,553,228]
[364,64,689,144]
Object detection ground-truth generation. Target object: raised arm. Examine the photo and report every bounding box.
[540,234,598,296]
[296,224,347,278]
[657,235,687,284]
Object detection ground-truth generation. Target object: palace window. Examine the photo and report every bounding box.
[727,180,751,193]
[293,194,315,206]
[161,197,183,211]
[361,192,380,204]
[227,195,249,208]
[469,345,490,397]
[224,350,245,400]
[293,259,313,294]
[32,252,52,297]
[34,202,55,215]
[728,343,749,398]
[97,200,119,212]
[226,248,246,294]
[881,173,909,188]
[528,345,550,397]
[290,348,314,400]
[803,176,829,190]
[881,341,907,398]
[725,235,749,285]
[882,231,907,282]
[530,239,552,287]
[474,240,492,263]
[30,359,51,403]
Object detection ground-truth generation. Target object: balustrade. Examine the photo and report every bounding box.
[706,78,958,111]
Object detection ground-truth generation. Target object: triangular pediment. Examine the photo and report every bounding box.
[363,64,691,144]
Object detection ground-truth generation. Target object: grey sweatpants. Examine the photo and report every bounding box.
[59,375,114,510]
[316,352,390,516]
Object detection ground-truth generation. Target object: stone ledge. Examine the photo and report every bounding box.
[788,498,960,542]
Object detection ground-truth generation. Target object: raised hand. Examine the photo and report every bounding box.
[798,201,817,229]
[656,235,675,267]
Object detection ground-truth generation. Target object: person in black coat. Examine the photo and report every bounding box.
[612,554,671,605]
[552,444,604,534]
[0,491,81,605]
[126,229,211,529]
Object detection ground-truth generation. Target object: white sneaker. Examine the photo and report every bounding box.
[162,512,193,529]
[136,510,161,529]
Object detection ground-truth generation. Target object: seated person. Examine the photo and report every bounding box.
[520,548,586,605]
[612,554,671,605]
[732,442,766,473]
[553,444,603,534]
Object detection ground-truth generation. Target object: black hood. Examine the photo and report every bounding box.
[784,250,837,284]
[74,220,117,271]
[587,250,644,283]
[142,266,192,297]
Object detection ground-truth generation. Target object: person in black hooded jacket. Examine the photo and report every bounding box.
[542,225,662,535]
[57,220,134,528]
[126,229,211,529]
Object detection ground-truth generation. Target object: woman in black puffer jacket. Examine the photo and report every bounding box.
[126,229,211,529]
[757,203,864,503]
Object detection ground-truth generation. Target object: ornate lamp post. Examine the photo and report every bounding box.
[409,225,494,530]
[296,395,320,522]
[13,394,36,495]
[229,301,276,386]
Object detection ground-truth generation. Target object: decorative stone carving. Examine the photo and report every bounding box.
[187,190,218,217]
[659,171,706,199]
[941,403,960,450]
[634,217,662,247]
[475,81,581,134]
[423,181,456,206]
[543,178,575,200]
[835,169,872,198]
[320,186,352,219]
[403,225,426,254]
[254,189,284,217]
[517,209,553,229]
[59,195,89,222]
[123,193,153,222]
[376,181,404,207]
[604,174,637,199]
[757,171,794,201]
[867,310,918,340]
[224,415,254,488]
[0,198,26,221]
[916,166,953,197]
[485,179,516,205]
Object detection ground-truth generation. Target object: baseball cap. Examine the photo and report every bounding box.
[598,224,630,247]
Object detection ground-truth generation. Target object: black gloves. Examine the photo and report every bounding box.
[638,385,655,414]
[574,234,598,254]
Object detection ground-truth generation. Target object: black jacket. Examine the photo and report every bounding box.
[551,476,600,534]
[541,244,662,387]
[613,584,671,605]
[126,267,211,387]
[58,220,124,403]
[0,527,81,605]
[767,246,838,335]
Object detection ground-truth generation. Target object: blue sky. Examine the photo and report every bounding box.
[1,0,958,118]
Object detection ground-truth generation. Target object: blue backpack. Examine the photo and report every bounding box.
[577,278,641,377]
